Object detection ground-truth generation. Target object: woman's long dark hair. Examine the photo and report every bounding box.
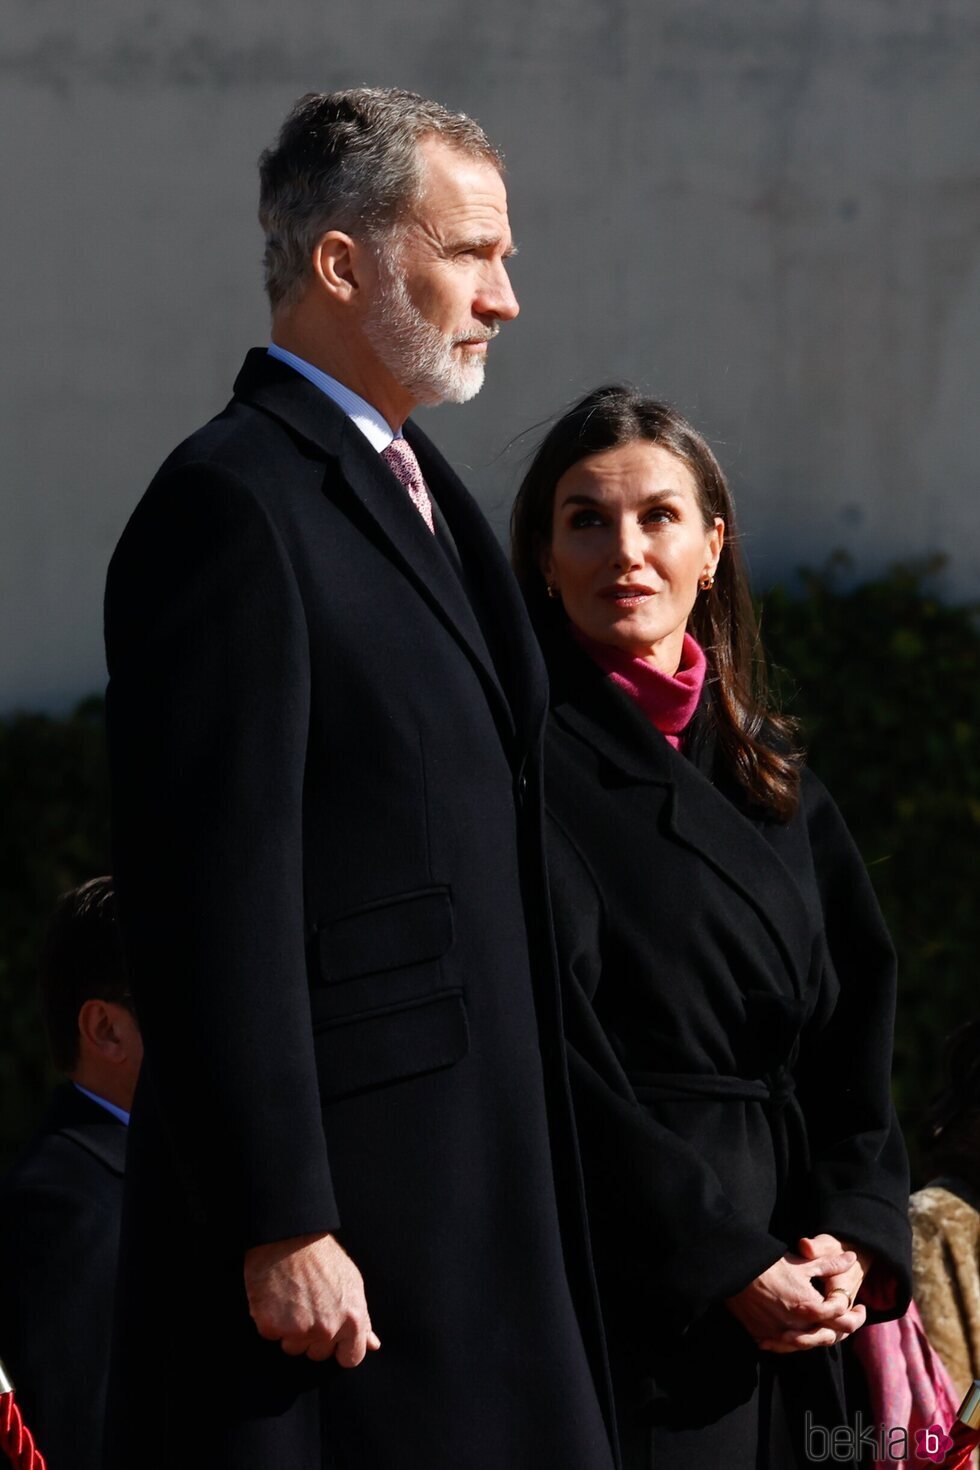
[510,385,802,820]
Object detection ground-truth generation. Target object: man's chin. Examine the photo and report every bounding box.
[444,359,487,404]
[407,365,486,408]
[447,370,485,405]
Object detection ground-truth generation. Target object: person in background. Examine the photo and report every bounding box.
[0,876,141,1470]
[910,1020,980,1397]
[510,385,912,1469]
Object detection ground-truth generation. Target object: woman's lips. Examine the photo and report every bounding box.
[598,584,657,606]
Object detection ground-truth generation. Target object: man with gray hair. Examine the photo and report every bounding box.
[104,88,616,1469]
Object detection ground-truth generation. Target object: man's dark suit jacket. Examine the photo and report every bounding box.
[0,1083,127,1470]
[103,350,615,1470]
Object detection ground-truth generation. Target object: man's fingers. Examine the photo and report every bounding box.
[333,1313,372,1369]
[244,1232,378,1368]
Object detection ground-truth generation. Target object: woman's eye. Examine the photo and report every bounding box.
[644,508,675,525]
[569,510,604,529]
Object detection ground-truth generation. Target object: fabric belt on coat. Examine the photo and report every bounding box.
[627,1066,848,1434]
[629,1068,795,1108]
[629,1066,799,1200]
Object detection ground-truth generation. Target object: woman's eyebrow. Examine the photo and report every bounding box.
[559,488,683,508]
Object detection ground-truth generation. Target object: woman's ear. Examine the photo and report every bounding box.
[707,517,725,576]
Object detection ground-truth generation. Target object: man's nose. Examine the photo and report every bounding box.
[478,260,520,322]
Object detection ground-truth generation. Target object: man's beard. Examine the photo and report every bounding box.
[362,251,498,407]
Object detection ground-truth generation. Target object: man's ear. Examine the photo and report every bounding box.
[77,998,123,1059]
[311,231,360,302]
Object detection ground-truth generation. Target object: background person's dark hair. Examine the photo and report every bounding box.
[258,86,504,311]
[38,876,130,1074]
[920,1020,980,1189]
[510,385,802,819]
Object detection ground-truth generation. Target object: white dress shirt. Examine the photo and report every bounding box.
[267,343,400,450]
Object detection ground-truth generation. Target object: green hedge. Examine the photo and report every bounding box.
[0,697,110,1164]
[761,555,980,1178]
[1,559,977,1178]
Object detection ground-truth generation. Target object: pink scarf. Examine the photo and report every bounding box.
[851,1301,963,1469]
[573,628,707,749]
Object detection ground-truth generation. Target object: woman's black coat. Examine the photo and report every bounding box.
[541,629,912,1468]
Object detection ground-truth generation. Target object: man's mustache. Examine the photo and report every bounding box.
[451,324,500,345]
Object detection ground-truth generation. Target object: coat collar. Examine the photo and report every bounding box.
[545,624,815,999]
[233,349,545,750]
[43,1083,128,1176]
[402,417,547,750]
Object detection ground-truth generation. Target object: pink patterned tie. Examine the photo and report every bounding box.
[382,437,435,534]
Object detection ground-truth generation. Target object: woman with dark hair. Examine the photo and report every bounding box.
[511,386,912,1469]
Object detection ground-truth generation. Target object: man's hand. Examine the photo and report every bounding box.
[725,1245,864,1353]
[244,1231,381,1366]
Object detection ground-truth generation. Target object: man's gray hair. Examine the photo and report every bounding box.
[258,87,504,312]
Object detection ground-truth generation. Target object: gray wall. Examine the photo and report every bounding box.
[2,0,979,712]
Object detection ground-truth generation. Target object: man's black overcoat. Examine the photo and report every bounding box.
[539,630,912,1470]
[0,1084,127,1470]
[103,351,615,1469]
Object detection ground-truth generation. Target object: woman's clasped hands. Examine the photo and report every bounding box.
[725,1233,870,1353]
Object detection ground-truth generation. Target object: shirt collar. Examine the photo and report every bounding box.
[267,343,400,452]
[73,1082,131,1126]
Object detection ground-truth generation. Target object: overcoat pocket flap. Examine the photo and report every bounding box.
[317,885,453,984]
[314,990,469,1102]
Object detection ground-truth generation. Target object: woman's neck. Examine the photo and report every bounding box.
[571,626,707,748]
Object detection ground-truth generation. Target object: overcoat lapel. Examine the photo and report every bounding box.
[405,418,547,753]
[549,635,814,998]
[234,350,522,742]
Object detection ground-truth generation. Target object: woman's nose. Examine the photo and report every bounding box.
[610,521,644,571]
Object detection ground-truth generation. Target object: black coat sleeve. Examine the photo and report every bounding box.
[0,1137,119,1470]
[105,464,338,1248]
[794,769,912,1320]
[549,814,786,1336]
